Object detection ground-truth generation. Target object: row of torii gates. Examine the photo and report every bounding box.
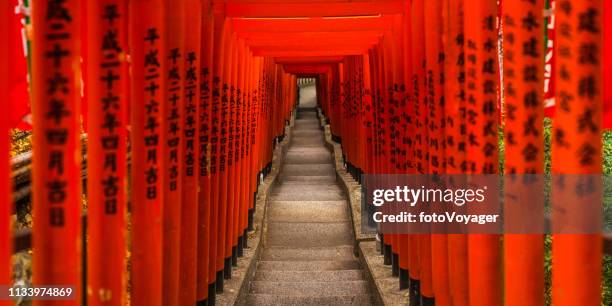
[0,0,610,306]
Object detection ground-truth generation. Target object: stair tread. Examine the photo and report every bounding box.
[254,269,365,281]
[257,260,361,271]
[250,280,370,295]
[246,293,373,306]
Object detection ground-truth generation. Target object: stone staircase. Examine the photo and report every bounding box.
[246,103,374,305]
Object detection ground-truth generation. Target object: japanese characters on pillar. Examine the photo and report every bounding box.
[410,0,429,298]
[0,0,11,301]
[208,11,224,294]
[179,0,202,304]
[85,1,128,305]
[425,0,450,304]
[162,0,185,303]
[31,1,82,304]
[464,1,501,305]
[443,0,468,305]
[128,1,165,305]
[552,1,602,306]
[502,1,545,306]
[197,1,213,302]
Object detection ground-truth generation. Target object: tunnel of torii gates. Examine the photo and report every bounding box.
[0,0,612,306]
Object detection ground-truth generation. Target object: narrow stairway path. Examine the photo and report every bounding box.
[246,85,374,305]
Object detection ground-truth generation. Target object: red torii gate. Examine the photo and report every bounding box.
[0,1,609,306]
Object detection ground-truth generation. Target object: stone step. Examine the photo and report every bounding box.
[254,269,365,282]
[268,201,349,222]
[291,136,324,144]
[292,130,323,137]
[271,184,342,193]
[281,175,336,183]
[267,222,353,247]
[270,189,344,201]
[293,119,319,124]
[257,260,360,271]
[286,147,330,154]
[284,152,332,164]
[250,280,370,296]
[294,123,321,129]
[246,294,373,306]
[261,246,355,261]
[282,164,335,176]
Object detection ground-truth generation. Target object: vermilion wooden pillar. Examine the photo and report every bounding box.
[443,0,468,305]
[410,0,432,302]
[179,0,202,304]
[210,13,229,292]
[86,1,128,305]
[398,0,414,288]
[0,0,11,303]
[217,19,233,284]
[197,1,214,303]
[129,1,165,305]
[552,1,602,305]
[425,0,450,305]
[502,1,545,306]
[31,1,82,305]
[464,1,501,305]
[162,0,185,304]
[222,34,237,278]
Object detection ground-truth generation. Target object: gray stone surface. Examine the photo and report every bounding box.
[261,246,354,261]
[266,222,353,247]
[256,260,361,271]
[254,270,365,282]
[244,94,374,305]
[267,201,348,222]
[250,280,370,295]
[282,164,335,176]
[246,293,374,306]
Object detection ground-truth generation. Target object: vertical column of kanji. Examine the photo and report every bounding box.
[86,1,128,305]
[239,51,250,251]
[398,0,414,290]
[372,44,391,265]
[162,0,185,304]
[129,1,165,305]
[355,57,364,179]
[409,0,430,303]
[383,32,399,277]
[238,46,251,256]
[0,0,10,302]
[361,53,374,177]
[367,48,379,176]
[394,13,409,280]
[231,39,245,266]
[208,7,227,297]
[179,0,201,304]
[502,1,545,306]
[443,1,468,305]
[223,35,237,277]
[209,16,229,292]
[355,57,365,179]
[425,0,450,305]
[31,0,82,304]
[218,26,233,283]
[196,1,213,303]
[464,1,501,305]
[552,1,602,305]
[248,57,261,232]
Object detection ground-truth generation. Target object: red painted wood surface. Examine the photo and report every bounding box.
[85,1,128,305]
[31,1,83,305]
[129,1,165,305]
